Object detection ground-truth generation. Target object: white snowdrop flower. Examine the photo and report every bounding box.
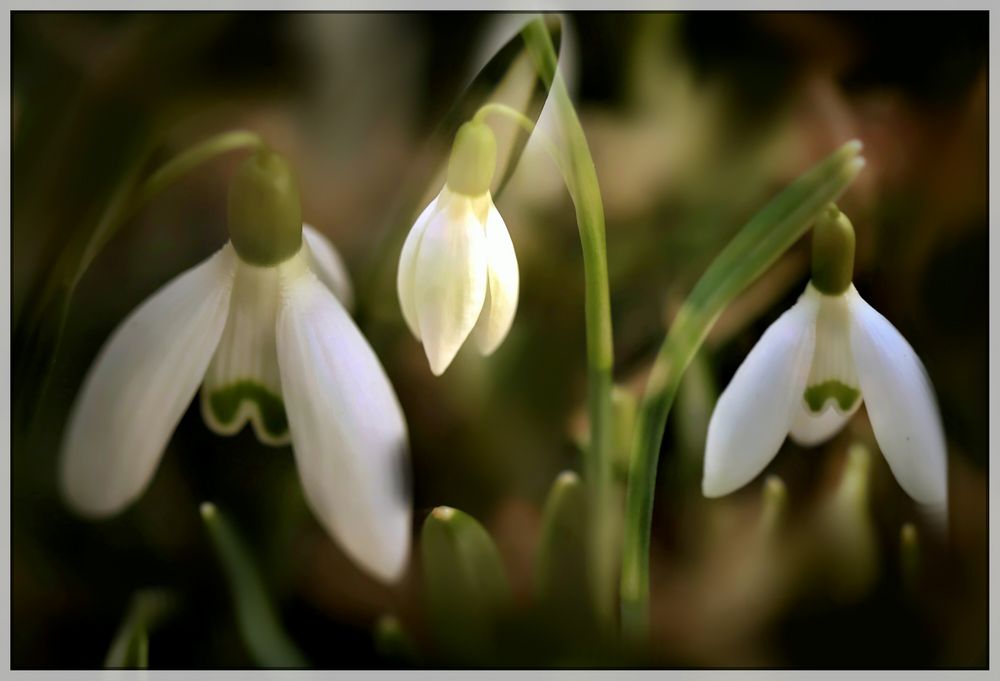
[397,120,519,375]
[703,205,947,525]
[60,148,411,582]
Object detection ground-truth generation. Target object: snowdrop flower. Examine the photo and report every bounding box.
[703,205,947,523]
[397,120,519,375]
[60,148,411,582]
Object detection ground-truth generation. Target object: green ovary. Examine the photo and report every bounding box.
[804,380,860,413]
[208,381,289,439]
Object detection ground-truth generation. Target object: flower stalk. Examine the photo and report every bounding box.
[450,16,617,629]
[79,129,266,288]
[17,129,266,429]
[519,17,618,630]
[619,140,866,644]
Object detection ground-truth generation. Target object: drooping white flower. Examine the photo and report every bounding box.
[397,120,519,375]
[60,149,411,582]
[702,206,947,525]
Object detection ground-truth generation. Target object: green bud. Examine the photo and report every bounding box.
[446,121,497,196]
[759,474,787,539]
[373,614,419,663]
[420,506,509,663]
[228,148,303,266]
[811,204,856,295]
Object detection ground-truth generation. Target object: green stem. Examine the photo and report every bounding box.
[15,128,265,430]
[619,140,866,645]
[473,102,569,182]
[520,16,617,631]
[473,103,545,147]
[74,129,264,287]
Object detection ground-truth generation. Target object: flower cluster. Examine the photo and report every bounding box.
[60,120,948,593]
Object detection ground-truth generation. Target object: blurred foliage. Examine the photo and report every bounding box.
[11,12,987,668]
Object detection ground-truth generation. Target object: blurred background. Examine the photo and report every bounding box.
[11,12,987,668]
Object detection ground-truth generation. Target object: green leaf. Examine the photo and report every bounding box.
[200,502,307,668]
[521,13,619,632]
[816,444,879,601]
[421,506,511,663]
[534,472,597,637]
[673,349,718,483]
[104,589,175,669]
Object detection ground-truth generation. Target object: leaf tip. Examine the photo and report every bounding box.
[199,501,217,522]
[431,506,456,522]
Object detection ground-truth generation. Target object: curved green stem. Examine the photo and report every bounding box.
[473,102,568,180]
[520,17,617,631]
[16,128,266,429]
[74,129,265,287]
[134,130,264,211]
[619,141,866,645]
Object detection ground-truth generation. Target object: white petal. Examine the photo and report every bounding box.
[471,199,519,355]
[396,196,439,340]
[413,189,489,375]
[302,224,354,311]
[201,256,289,446]
[276,265,411,582]
[789,398,862,447]
[60,246,236,516]
[702,288,820,497]
[848,287,948,517]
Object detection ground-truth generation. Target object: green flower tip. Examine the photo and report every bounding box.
[837,442,872,503]
[199,502,217,521]
[555,470,581,488]
[446,121,497,196]
[228,147,303,266]
[811,203,856,295]
[842,139,863,156]
[431,506,456,522]
[764,474,787,504]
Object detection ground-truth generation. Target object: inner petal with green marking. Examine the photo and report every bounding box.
[200,255,291,446]
[204,381,289,442]
[804,289,861,414]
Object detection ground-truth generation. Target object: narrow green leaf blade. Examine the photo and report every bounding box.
[200,502,307,668]
[104,589,175,669]
[621,140,866,643]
